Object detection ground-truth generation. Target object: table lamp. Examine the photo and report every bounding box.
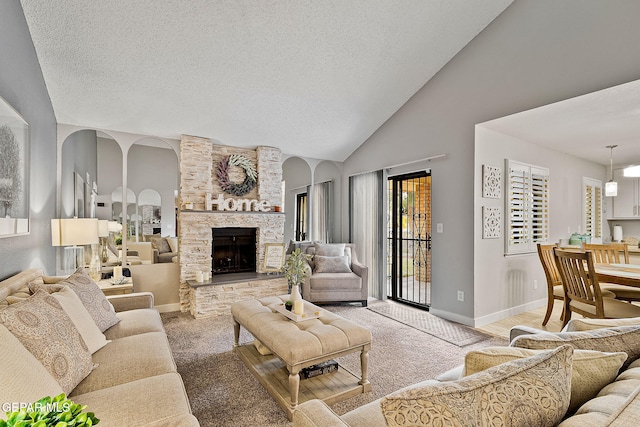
[51,218,99,277]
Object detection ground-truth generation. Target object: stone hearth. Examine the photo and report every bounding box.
[178,135,286,317]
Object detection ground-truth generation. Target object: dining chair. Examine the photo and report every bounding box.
[553,248,640,327]
[537,243,564,326]
[583,243,640,302]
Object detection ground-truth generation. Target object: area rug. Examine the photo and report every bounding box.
[367,302,493,347]
[162,303,507,426]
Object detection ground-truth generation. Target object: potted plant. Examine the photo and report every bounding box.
[283,248,313,294]
[0,393,99,426]
[285,300,293,311]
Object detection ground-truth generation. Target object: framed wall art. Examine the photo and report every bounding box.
[482,206,501,239]
[482,164,501,199]
[0,95,29,238]
[263,243,286,272]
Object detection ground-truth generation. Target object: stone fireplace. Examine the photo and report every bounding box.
[211,227,257,274]
[178,135,287,317]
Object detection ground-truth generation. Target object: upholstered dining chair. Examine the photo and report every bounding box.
[583,243,640,302]
[553,248,640,327]
[537,243,565,326]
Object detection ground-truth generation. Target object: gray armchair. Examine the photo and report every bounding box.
[301,243,368,307]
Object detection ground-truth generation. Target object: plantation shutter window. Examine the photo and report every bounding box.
[583,177,603,240]
[505,160,549,255]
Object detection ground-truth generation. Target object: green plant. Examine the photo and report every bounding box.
[284,300,293,311]
[283,248,313,290]
[0,394,99,427]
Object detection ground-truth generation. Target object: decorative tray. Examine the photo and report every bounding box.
[109,277,129,285]
[271,303,321,322]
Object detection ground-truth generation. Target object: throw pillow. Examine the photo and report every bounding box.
[314,242,345,257]
[511,325,640,370]
[464,346,627,414]
[32,268,120,332]
[380,345,573,427]
[314,255,352,273]
[0,324,64,409]
[0,290,93,394]
[52,286,110,354]
[0,284,30,308]
[563,317,640,332]
[151,237,171,254]
[166,236,178,253]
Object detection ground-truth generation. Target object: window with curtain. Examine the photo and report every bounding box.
[311,180,332,243]
[583,177,602,240]
[349,170,384,299]
[505,159,549,255]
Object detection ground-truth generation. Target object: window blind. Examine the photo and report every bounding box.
[505,160,549,254]
[583,177,602,239]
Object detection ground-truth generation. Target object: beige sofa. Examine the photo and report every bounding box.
[300,243,368,307]
[0,268,198,427]
[294,318,640,426]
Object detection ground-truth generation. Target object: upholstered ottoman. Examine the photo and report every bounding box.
[231,296,372,420]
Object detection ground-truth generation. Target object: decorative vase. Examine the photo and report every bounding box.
[89,244,102,282]
[290,283,302,303]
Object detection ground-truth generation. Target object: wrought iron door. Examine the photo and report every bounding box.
[387,172,431,308]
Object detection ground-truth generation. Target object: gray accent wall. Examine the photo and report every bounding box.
[0,1,57,279]
[343,0,640,325]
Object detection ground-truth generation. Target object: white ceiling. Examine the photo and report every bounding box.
[480,79,640,169]
[20,0,513,161]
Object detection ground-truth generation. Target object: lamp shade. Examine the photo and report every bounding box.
[51,218,99,246]
[97,220,110,237]
[605,181,618,197]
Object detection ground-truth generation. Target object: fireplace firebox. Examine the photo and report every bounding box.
[211,228,257,274]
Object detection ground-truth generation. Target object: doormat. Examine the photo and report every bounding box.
[368,303,492,347]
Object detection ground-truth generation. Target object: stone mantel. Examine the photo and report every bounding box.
[178,135,285,316]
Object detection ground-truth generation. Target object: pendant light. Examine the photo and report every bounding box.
[605,145,618,197]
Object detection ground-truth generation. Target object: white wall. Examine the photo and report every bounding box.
[473,126,606,324]
[343,0,640,325]
[282,157,311,244]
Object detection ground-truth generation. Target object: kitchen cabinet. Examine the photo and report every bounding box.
[612,170,640,218]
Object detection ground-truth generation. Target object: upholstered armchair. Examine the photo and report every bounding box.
[300,243,368,307]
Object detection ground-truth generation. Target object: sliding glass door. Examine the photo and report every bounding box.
[387,172,431,309]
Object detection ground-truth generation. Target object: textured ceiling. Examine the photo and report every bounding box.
[480,79,640,168]
[20,0,513,161]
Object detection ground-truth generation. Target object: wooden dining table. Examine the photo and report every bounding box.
[596,263,640,288]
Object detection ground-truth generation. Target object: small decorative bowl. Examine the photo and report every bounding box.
[109,276,127,285]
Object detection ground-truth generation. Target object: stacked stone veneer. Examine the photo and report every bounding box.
[178,135,285,316]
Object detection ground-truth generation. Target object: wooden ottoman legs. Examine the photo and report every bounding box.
[233,319,240,347]
[360,345,371,391]
[288,367,301,412]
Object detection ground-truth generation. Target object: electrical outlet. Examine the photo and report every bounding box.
[533,280,538,290]
[457,291,464,302]
[436,223,443,233]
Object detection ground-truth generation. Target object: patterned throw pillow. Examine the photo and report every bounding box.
[511,325,640,370]
[0,290,93,394]
[314,243,345,257]
[380,345,573,427]
[150,237,171,254]
[464,346,627,414]
[32,268,120,332]
[314,255,352,273]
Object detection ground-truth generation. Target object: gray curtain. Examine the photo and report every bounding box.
[311,180,332,243]
[349,170,385,300]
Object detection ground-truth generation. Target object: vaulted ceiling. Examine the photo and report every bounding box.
[20,0,513,161]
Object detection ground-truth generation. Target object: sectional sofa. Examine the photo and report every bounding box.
[294,317,640,426]
[0,268,198,426]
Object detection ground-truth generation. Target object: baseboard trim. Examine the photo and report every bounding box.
[155,303,181,313]
[472,298,547,328]
[428,308,474,327]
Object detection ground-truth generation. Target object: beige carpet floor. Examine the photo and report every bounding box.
[161,301,508,427]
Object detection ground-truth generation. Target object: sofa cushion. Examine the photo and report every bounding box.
[166,236,178,253]
[310,272,362,290]
[0,289,93,394]
[70,331,177,395]
[72,373,193,427]
[0,284,30,308]
[0,324,64,412]
[52,286,110,354]
[104,308,165,340]
[314,242,346,257]
[511,325,640,370]
[464,346,627,414]
[380,345,573,427]
[32,268,120,332]
[151,236,172,254]
[314,255,352,273]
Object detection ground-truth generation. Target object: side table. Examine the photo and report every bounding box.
[97,278,134,296]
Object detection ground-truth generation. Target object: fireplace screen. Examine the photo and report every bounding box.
[211,227,257,274]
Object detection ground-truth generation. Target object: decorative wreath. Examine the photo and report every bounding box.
[216,154,257,196]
